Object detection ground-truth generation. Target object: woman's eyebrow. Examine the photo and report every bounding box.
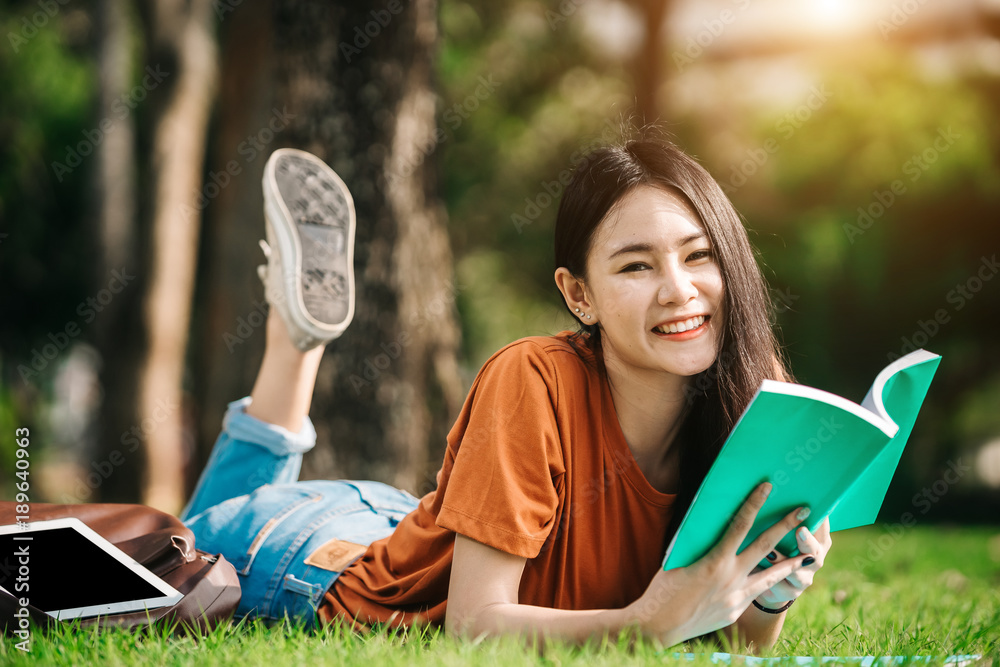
[607,242,654,260]
[679,232,707,246]
[606,233,707,261]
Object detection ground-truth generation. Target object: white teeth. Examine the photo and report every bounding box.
[654,315,705,334]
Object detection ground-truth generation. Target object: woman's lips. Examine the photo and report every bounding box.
[652,315,710,341]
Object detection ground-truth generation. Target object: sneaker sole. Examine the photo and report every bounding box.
[262,148,356,337]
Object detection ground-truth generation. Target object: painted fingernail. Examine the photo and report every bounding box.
[796,507,811,521]
[802,556,815,567]
[766,551,777,561]
[798,527,809,539]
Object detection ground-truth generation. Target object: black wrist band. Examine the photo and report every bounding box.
[752,599,794,614]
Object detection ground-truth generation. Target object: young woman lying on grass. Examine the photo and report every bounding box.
[180,138,832,651]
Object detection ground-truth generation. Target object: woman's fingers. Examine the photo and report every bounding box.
[714,482,772,557]
[773,519,832,590]
[739,504,811,572]
[814,517,833,549]
[763,516,831,563]
[795,524,821,557]
[778,526,821,589]
[747,553,810,594]
[764,548,788,564]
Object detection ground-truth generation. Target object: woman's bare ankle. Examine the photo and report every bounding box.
[246,311,326,432]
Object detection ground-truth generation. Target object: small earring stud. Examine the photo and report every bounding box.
[574,308,581,313]
[586,314,592,320]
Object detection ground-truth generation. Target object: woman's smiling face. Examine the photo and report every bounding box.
[582,185,725,380]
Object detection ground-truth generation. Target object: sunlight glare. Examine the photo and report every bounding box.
[810,0,862,33]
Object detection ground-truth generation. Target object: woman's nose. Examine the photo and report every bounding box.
[658,265,698,305]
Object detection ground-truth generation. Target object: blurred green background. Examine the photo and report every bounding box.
[0,0,998,528]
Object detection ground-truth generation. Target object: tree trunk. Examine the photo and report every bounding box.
[96,0,136,276]
[191,0,277,490]
[90,0,143,504]
[270,0,464,493]
[629,0,672,123]
[135,0,218,513]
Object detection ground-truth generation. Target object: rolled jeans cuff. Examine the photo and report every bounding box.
[222,396,316,455]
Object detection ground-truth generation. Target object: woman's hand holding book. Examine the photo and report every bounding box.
[624,482,819,645]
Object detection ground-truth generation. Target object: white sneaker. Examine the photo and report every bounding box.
[259,148,356,350]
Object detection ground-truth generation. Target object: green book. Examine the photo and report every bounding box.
[662,349,942,571]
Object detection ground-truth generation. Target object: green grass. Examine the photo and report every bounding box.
[4,525,998,666]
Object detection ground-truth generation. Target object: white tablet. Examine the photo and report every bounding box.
[0,517,184,620]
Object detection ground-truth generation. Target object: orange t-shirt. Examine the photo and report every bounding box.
[318,332,677,628]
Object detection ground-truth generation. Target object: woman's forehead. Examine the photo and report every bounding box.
[591,185,705,250]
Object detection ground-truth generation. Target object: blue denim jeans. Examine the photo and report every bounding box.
[181,397,420,627]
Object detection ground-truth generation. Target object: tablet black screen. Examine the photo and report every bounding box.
[0,526,165,613]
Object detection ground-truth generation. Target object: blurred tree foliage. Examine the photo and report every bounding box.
[682,51,1000,517]
[437,0,637,370]
[435,1,1000,517]
[0,3,97,488]
[0,6,95,362]
[2,0,998,516]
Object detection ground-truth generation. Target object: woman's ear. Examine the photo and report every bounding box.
[554,267,596,325]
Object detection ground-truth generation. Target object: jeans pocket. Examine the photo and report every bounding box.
[230,486,323,575]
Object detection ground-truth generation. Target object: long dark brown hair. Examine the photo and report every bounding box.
[553,136,792,540]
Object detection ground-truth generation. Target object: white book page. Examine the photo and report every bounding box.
[860,349,941,421]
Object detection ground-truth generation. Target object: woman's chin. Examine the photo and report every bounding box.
[674,364,714,378]
[660,352,717,378]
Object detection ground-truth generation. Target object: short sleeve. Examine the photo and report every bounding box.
[436,341,564,559]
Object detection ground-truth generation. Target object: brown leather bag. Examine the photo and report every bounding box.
[1,502,241,635]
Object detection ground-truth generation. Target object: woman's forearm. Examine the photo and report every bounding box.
[719,602,787,653]
[452,599,785,650]
[447,601,643,645]
[447,534,680,645]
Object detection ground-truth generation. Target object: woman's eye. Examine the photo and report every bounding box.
[687,249,713,262]
[622,263,649,272]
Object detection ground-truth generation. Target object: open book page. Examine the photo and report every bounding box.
[662,350,941,571]
[663,387,898,570]
[827,350,942,531]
